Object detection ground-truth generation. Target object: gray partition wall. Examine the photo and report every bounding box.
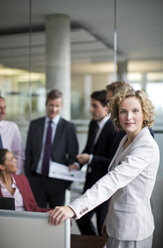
[0,210,70,248]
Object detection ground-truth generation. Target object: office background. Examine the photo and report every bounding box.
[0,0,163,247]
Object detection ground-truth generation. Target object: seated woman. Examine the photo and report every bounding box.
[0,148,48,212]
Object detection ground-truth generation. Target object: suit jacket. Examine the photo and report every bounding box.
[25,117,79,177]
[70,127,160,241]
[111,128,154,159]
[82,119,116,189]
[0,174,47,212]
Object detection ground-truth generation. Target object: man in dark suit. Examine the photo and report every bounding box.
[25,89,78,208]
[70,90,116,236]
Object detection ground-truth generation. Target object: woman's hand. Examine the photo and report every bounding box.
[48,206,75,225]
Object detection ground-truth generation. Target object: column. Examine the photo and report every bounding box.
[117,60,128,81]
[83,75,92,118]
[45,14,71,120]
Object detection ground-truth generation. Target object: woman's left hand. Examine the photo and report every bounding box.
[48,206,75,225]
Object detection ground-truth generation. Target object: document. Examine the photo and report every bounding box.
[48,162,85,182]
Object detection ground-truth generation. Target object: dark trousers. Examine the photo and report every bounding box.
[28,174,69,208]
[76,199,109,236]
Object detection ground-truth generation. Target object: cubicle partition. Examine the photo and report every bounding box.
[0,210,70,248]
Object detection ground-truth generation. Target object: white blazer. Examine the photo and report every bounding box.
[70,127,160,241]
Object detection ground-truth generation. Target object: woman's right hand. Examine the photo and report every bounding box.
[48,206,75,225]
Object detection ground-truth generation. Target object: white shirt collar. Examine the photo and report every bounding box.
[97,115,110,129]
[45,115,60,125]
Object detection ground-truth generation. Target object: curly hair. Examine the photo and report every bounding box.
[109,89,155,129]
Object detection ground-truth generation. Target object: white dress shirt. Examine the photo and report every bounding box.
[0,120,24,174]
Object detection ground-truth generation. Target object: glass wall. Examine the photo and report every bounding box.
[1,62,163,124]
[0,1,163,245]
[1,1,163,126]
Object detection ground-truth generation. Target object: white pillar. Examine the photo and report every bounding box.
[83,75,92,117]
[117,61,128,81]
[46,14,71,120]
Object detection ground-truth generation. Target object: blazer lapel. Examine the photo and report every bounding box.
[108,127,148,171]
[108,135,127,171]
[0,187,2,197]
[84,121,99,154]
[12,175,25,199]
[38,118,46,152]
[52,118,64,147]
[93,119,112,152]
[93,120,107,148]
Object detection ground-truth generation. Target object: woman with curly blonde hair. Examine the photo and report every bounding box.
[109,89,155,129]
[49,89,160,248]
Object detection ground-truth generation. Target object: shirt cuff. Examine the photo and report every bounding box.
[88,154,93,164]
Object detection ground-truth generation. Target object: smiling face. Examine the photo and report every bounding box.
[2,152,18,174]
[119,96,145,138]
[46,97,62,119]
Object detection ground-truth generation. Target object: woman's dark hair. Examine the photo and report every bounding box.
[0,149,9,165]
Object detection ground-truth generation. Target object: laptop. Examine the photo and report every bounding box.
[0,197,15,210]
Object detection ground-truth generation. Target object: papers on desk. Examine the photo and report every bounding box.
[48,162,85,183]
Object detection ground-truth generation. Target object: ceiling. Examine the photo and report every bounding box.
[0,0,163,73]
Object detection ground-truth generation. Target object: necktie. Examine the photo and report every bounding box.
[90,122,99,153]
[93,122,99,145]
[0,135,3,149]
[42,120,52,176]
[87,122,99,173]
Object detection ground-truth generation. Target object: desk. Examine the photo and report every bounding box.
[71,234,107,248]
[0,210,70,248]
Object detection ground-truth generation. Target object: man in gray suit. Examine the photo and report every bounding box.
[25,89,79,208]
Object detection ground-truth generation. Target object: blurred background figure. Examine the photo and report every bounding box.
[0,96,24,174]
[0,148,48,212]
[106,81,131,104]
[25,89,79,208]
[70,90,116,236]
